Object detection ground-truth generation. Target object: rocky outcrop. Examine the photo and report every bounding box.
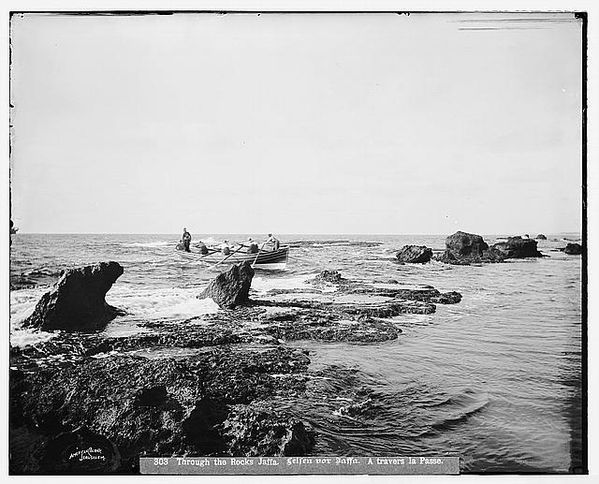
[436,231,505,265]
[22,262,124,332]
[396,245,433,264]
[198,261,254,309]
[536,234,547,240]
[562,243,582,255]
[492,237,542,258]
[11,348,313,473]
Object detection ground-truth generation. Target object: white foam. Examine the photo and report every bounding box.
[107,286,219,320]
[251,275,314,295]
[11,328,56,348]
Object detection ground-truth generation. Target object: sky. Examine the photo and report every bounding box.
[10,12,583,235]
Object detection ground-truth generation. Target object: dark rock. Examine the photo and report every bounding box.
[396,245,433,264]
[436,231,506,265]
[492,236,542,258]
[222,404,315,456]
[311,270,344,284]
[22,262,124,332]
[536,234,547,240]
[198,261,254,309]
[25,426,121,474]
[445,231,489,257]
[562,243,582,255]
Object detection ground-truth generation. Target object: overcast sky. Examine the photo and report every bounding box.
[10,12,582,234]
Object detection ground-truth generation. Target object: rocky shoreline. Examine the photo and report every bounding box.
[10,261,463,474]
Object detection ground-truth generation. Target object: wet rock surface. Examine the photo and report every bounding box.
[199,261,254,309]
[436,231,505,265]
[492,237,542,258]
[562,243,582,255]
[23,262,124,332]
[396,245,433,264]
[10,268,462,474]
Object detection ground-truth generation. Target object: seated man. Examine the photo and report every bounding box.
[197,240,209,255]
[247,237,259,254]
[220,240,231,256]
[266,233,280,251]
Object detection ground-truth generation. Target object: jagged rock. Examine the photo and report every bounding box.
[311,270,344,284]
[536,234,547,240]
[492,236,542,258]
[222,404,315,456]
[396,245,433,264]
[198,261,254,309]
[22,262,124,332]
[562,243,582,255]
[436,231,505,265]
[10,348,312,473]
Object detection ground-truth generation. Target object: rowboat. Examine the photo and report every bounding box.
[184,245,290,270]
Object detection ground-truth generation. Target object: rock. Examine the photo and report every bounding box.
[25,426,121,474]
[562,243,582,255]
[11,349,313,473]
[222,404,315,456]
[396,245,433,264]
[536,234,547,240]
[311,270,344,284]
[436,231,505,265]
[492,236,542,258]
[198,261,254,309]
[22,262,124,332]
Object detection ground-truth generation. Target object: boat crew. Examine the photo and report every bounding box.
[197,240,209,255]
[220,240,231,256]
[266,233,280,251]
[181,228,192,252]
[247,237,259,254]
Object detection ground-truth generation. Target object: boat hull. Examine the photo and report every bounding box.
[192,246,289,270]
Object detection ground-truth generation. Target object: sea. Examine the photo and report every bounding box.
[9,233,584,473]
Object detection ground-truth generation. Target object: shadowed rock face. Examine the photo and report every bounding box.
[536,234,547,240]
[436,231,505,265]
[396,245,433,264]
[23,262,124,332]
[198,262,254,309]
[492,237,542,258]
[562,243,582,255]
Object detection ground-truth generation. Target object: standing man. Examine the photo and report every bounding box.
[181,227,192,252]
[266,233,280,251]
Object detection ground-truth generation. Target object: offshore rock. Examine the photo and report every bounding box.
[22,262,124,332]
[536,234,547,240]
[396,245,433,264]
[436,231,505,265]
[199,261,254,309]
[492,236,542,258]
[562,243,582,255]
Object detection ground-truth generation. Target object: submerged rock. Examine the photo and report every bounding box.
[436,231,505,265]
[396,245,433,264]
[22,262,124,332]
[562,243,582,255]
[492,237,542,258]
[198,261,254,309]
[536,234,547,240]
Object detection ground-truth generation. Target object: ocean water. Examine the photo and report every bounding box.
[9,233,583,473]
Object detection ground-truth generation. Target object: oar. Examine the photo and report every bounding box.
[251,242,268,268]
[207,245,245,270]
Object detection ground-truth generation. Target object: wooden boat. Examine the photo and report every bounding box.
[183,245,290,270]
